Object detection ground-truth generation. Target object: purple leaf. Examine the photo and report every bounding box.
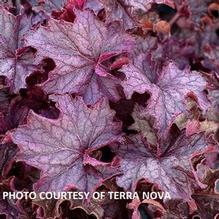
[122,59,207,136]
[27,0,67,14]
[25,10,133,104]
[11,95,122,192]
[99,0,137,30]
[87,0,175,30]
[0,0,14,8]
[84,0,104,15]
[114,132,208,199]
[0,8,43,92]
[40,0,68,12]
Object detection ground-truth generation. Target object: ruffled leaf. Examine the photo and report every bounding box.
[25,10,134,104]
[11,95,122,192]
[114,133,208,199]
[122,58,207,136]
[0,8,43,92]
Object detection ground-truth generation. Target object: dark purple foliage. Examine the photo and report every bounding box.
[0,0,218,218]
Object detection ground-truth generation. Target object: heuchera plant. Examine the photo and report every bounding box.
[0,0,219,218]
